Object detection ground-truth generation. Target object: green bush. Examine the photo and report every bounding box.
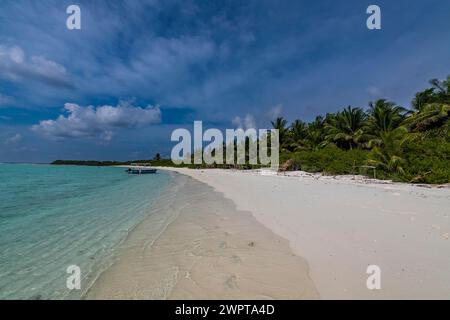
[402,138,450,184]
[285,145,369,175]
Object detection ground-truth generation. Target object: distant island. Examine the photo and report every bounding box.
[51,158,174,167]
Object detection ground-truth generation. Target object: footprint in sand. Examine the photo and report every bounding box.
[232,255,242,263]
[225,275,239,289]
[220,241,228,249]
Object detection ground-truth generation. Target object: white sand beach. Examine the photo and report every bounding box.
[154,168,450,299]
[88,173,318,299]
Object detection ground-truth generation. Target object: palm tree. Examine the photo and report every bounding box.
[367,99,407,136]
[404,103,450,132]
[306,116,325,150]
[430,77,450,103]
[367,126,409,176]
[271,117,288,132]
[286,119,308,151]
[412,88,437,111]
[271,117,288,148]
[412,76,450,110]
[324,106,368,150]
[290,120,308,141]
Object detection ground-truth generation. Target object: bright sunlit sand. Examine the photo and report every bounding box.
[141,168,450,299]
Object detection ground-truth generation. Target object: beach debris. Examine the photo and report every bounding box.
[278,159,295,172]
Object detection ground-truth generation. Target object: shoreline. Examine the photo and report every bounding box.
[117,164,450,189]
[87,171,319,299]
[156,167,450,299]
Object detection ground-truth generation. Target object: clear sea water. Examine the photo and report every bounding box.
[0,164,174,299]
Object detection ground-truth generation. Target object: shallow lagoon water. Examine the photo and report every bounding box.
[0,164,174,299]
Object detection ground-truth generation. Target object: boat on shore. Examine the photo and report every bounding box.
[125,163,157,174]
[126,167,157,174]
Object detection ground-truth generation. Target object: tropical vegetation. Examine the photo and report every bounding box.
[276,76,450,184]
[53,76,450,184]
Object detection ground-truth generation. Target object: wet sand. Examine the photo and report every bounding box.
[87,173,318,299]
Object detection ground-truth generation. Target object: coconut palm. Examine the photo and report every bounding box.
[430,77,450,103]
[306,116,325,150]
[271,117,288,131]
[367,126,409,175]
[271,117,289,148]
[404,103,450,132]
[412,88,437,111]
[367,99,407,135]
[290,120,308,141]
[412,76,450,110]
[285,120,308,151]
[324,106,368,150]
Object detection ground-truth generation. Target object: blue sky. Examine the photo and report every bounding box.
[0,0,449,162]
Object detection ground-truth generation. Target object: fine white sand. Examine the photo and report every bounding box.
[88,173,318,299]
[158,168,450,299]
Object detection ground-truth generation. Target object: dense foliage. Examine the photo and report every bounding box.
[277,76,450,184]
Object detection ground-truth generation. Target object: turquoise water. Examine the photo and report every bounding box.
[0,164,174,299]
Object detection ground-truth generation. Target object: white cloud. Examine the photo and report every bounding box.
[232,105,286,131]
[5,133,22,144]
[0,93,12,106]
[32,102,161,141]
[232,114,256,130]
[265,104,283,121]
[0,45,71,88]
[367,86,382,97]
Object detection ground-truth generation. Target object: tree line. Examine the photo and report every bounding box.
[52,75,449,184]
[272,76,449,184]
